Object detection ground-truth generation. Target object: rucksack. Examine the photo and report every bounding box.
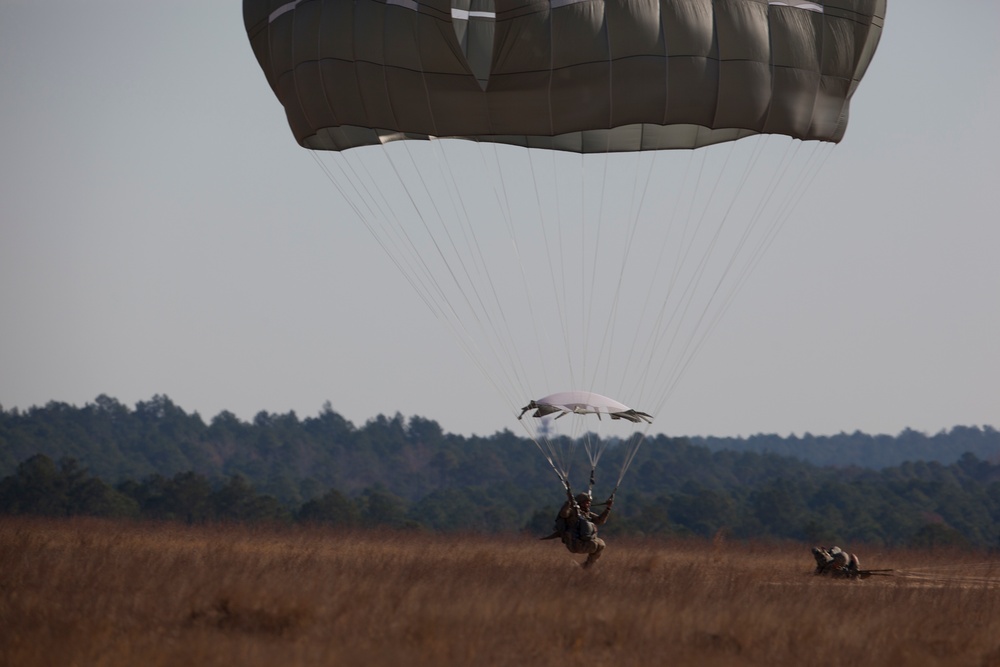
[553,512,596,546]
[574,516,597,542]
[553,514,571,545]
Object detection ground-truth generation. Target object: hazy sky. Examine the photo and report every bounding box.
[2,1,997,439]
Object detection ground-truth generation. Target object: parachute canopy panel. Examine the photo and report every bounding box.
[244,0,886,152]
[519,391,653,424]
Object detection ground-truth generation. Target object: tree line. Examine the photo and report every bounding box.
[690,426,1000,469]
[1,395,999,548]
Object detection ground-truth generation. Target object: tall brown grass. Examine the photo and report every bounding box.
[2,516,998,666]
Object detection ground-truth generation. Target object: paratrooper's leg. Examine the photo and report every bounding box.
[582,538,606,569]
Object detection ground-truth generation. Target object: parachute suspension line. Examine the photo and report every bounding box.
[675,139,830,401]
[614,431,648,490]
[313,148,528,423]
[585,138,649,397]
[474,140,554,406]
[644,136,774,411]
[645,136,788,411]
[538,419,593,493]
[646,137,832,415]
[754,141,834,264]
[581,429,599,497]
[616,148,693,403]
[516,147,624,500]
[705,139,832,342]
[668,150,711,295]
[425,139,535,412]
[580,138,613,393]
[645,140,773,411]
[631,145,723,404]
[445,140,563,413]
[527,147,575,393]
[309,151,445,320]
[647,137,781,407]
[584,151,662,490]
[359,141,527,419]
[578,151,594,382]
[628,148,707,404]
[544,148,616,471]
[598,149,658,399]
[394,140,493,333]
[452,142,578,480]
[360,145,465,315]
[522,417,577,492]
[380,141,518,389]
[627,138,738,410]
[691,138,811,357]
[552,148,576,390]
[509,144,565,398]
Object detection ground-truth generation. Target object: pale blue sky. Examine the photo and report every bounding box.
[1,1,997,438]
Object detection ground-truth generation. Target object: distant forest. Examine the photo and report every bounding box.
[2,395,999,549]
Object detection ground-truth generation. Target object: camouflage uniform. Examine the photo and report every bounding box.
[830,546,861,574]
[812,546,861,578]
[558,495,612,568]
[812,546,835,575]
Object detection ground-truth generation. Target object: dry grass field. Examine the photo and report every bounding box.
[2,517,999,667]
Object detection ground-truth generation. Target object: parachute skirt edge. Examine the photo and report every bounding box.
[303,123,788,154]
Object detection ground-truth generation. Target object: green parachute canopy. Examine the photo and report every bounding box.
[244,0,885,152]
